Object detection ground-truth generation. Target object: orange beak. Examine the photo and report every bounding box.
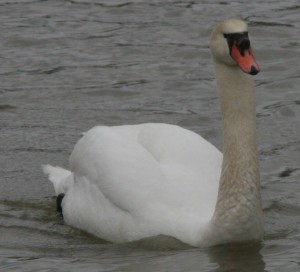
[230,41,260,75]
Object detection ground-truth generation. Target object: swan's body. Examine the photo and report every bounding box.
[43,19,263,247]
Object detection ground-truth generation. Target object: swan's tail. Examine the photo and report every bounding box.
[42,164,73,196]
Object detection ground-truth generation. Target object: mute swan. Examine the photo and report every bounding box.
[43,19,263,247]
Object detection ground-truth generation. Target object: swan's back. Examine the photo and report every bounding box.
[63,123,221,244]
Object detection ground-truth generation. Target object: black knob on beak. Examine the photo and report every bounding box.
[237,38,250,56]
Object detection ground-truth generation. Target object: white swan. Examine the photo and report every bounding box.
[43,19,263,247]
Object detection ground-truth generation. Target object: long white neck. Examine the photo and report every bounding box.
[206,61,263,245]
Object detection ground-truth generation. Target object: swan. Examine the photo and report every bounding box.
[43,19,263,247]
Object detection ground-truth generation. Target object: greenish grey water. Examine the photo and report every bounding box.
[0,0,299,271]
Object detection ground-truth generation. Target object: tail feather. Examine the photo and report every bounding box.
[42,164,73,196]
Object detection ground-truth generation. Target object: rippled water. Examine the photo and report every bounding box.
[0,0,299,271]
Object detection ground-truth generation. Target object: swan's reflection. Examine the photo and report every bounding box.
[207,242,266,272]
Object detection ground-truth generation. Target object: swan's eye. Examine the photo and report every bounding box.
[223,32,248,41]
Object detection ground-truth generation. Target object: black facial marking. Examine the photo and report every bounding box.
[223,32,250,56]
[223,31,248,41]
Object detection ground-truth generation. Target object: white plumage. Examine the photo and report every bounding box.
[43,19,263,247]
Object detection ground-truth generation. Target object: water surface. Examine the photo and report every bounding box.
[0,0,300,271]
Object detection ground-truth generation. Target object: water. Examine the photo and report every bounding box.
[0,0,299,271]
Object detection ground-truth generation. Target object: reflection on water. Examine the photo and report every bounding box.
[208,242,266,272]
[0,0,300,271]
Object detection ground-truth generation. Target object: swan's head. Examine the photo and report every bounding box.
[210,19,260,75]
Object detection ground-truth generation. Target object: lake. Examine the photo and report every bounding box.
[0,0,299,271]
